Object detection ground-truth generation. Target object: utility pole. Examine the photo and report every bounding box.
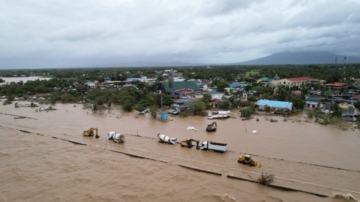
[343,56,347,80]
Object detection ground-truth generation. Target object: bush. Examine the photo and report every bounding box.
[270,118,278,122]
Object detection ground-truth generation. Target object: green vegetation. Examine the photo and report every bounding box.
[245,70,260,78]
[0,63,359,122]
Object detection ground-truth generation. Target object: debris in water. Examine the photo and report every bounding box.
[333,193,358,201]
[252,130,257,134]
[257,172,274,185]
[187,126,198,131]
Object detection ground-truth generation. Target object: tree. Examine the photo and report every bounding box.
[229,95,241,108]
[3,95,14,105]
[291,97,304,110]
[217,98,231,109]
[331,103,342,118]
[122,101,133,111]
[216,80,228,93]
[240,107,254,118]
[149,106,158,119]
[247,95,257,102]
[136,81,145,89]
[202,93,212,109]
[188,100,206,115]
[276,87,288,101]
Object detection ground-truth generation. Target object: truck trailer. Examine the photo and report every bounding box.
[200,141,227,153]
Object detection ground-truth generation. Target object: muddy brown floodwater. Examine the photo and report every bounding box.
[1,102,360,202]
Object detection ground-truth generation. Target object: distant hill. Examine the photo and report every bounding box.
[239,51,360,65]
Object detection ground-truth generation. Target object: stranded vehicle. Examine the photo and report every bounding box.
[206,122,217,132]
[108,131,125,143]
[200,141,227,152]
[238,154,261,168]
[180,139,200,149]
[82,127,99,138]
[158,134,177,144]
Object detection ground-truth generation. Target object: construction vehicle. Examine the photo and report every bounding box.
[200,141,227,152]
[82,128,99,138]
[206,122,217,132]
[158,134,177,144]
[238,154,261,168]
[108,131,125,143]
[180,139,200,149]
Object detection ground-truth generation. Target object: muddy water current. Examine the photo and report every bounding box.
[1,102,360,201]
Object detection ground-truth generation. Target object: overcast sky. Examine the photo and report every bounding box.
[1,0,359,69]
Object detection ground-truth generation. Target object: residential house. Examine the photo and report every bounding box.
[325,82,347,89]
[163,81,201,98]
[339,102,356,121]
[85,81,96,88]
[305,97,320,108]
[208,91,224,100]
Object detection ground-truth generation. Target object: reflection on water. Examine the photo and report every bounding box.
[0,102,359,201]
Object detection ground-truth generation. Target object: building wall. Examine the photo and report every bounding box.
[210,93,224,100]
[305,101,319,108]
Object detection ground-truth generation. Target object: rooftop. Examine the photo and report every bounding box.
[287,77,319,82]
[325,82,347,87]
[257,99,293,110]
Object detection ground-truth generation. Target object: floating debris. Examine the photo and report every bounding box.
[187,126,198,131]
[257,172,274,185]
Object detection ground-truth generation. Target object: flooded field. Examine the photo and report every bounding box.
[0,77,51,86]
[1,102,360,201]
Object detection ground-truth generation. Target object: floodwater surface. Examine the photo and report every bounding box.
[1,102,360,201]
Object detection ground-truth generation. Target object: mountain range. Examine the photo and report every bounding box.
[112,51,360,67]
[238,51,360,65]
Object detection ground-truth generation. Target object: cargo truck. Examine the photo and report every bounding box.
[200,141,227,152]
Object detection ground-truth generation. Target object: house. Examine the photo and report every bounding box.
[257,99,293,111]
[305,97,321,108]
[85,81,96,88]
[325,82,347,88]
[257,77,274,84]
[275,77,320,87]
[229,82,250,89]
[163,81,201,98]
[339,102,356,121]
[208,91,224,100]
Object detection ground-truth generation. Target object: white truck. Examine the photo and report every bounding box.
[200,141,227,153]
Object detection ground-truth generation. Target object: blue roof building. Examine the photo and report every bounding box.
[229,82,250,88]
[257,99,293,110]
[104,76,111,82]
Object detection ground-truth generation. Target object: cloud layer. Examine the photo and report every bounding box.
[0,0,359,68]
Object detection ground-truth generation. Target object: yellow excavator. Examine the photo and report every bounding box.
[180,139,200,149]
[238,154,261,168]
[82,127,99,138]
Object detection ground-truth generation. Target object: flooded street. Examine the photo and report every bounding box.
[1,102,360,201]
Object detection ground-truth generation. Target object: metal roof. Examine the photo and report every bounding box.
[257,99,293,110]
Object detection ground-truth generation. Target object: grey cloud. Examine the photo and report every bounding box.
[0,0,359,69]
[199,0,264,16]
